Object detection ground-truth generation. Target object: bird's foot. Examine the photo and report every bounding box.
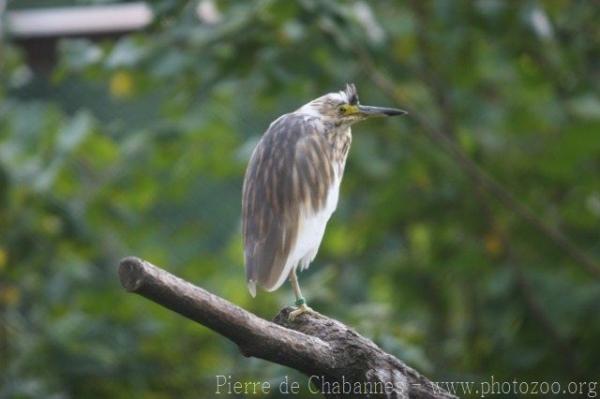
[289,304,314,321]
[289,297,314,320]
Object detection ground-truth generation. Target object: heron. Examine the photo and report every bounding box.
[242,83,407,319]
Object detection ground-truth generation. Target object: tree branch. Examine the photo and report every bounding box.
[118,256,455,399]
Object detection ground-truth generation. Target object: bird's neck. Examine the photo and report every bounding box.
[323,121,352,139]
[324,124,352,176]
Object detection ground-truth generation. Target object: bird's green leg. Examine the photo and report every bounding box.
[288,268,313,320]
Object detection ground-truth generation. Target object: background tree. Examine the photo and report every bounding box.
[1,1,599,398]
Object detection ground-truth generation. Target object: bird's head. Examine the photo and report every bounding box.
[297,83,407,125]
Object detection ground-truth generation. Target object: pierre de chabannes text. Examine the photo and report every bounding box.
[215,374,599,397]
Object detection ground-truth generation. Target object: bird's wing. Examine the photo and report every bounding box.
[242,114,335,295]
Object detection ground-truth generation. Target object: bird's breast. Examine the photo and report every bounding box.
[328,127,352,176]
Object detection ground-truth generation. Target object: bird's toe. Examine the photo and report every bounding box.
[289,304,314,321]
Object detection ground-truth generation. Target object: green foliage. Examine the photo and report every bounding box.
[1,1,599,398]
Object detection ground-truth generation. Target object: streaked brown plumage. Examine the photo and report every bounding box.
[242,83,406,316]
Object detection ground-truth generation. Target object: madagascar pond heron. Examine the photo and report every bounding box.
[243,84,407,319]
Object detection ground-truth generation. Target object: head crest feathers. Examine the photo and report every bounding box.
[344,83,359,105]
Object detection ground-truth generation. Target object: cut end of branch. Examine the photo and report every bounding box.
[119,256,146,292]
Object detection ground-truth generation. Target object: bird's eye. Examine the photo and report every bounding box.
[339,105,348,114]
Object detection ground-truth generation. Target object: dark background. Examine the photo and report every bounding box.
[1,0,599,398]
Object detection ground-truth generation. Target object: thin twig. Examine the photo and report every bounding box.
[355,48,600,279]
[401,4,579,368]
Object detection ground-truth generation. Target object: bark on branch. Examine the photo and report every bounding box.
[118,257,455,399]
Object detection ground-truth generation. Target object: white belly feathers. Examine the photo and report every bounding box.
[265,174,341,292]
